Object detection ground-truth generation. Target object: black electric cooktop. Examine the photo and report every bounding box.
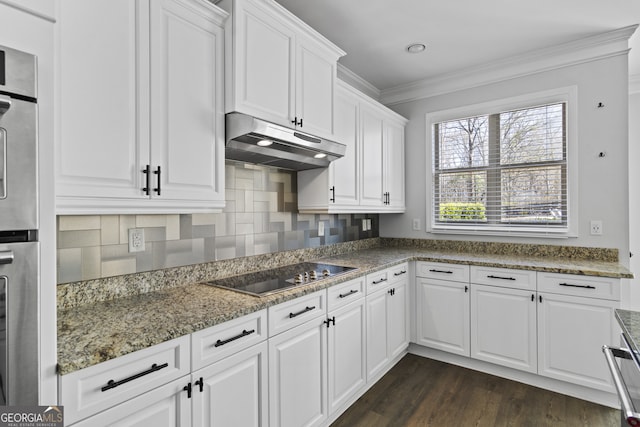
[207,262,357,297]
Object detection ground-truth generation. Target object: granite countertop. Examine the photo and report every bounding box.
[58,245,633,375]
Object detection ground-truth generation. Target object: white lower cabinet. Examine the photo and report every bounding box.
[269,314,328,427]
[192,341,268,427]
[537,292,618,392]
[72,377,191,427]
[470,284,537,373]
[366,264,409,381]
[415,261,471,357]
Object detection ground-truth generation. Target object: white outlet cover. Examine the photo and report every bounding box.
[128,228,146,252]
[318,221,325,236]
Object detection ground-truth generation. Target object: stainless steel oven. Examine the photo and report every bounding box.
[603,334,640,426]
[0,44,39,406]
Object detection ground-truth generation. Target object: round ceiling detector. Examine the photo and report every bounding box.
[406,43,426,54]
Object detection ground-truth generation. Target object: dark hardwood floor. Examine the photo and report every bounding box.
[331,354,620,427]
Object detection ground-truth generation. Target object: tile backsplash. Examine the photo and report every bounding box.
[57,162,378,284]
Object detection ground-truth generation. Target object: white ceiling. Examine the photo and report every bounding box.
[276,0,640,93]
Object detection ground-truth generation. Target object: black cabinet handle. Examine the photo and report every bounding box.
[142,164,151,195]
[394,270,407,276]
[324,317,335,328]
[214,329,256,348]
[465,286,468,293]
[183,382,192,398]
[559,283,596,290]
[429,269,453,274]
[101,362,169,392]
[330,186,335,203]
[539,295,543,303]
[339,289,358,298]
[531,294,535,302]
[153,166,161,195]
[487,275,516,281]
[388,288,396,296]
[291,117,303,127]
[372,278,387,285]
[299,118,303,127]
[194,377,204,393]
[289,306,315,318]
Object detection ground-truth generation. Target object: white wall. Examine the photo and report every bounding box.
[380,54,631,285]
[629,90,640,309]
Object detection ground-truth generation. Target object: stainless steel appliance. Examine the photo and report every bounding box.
[225,112,346,171]
[0,45,39,406]
[207,262,357,296]
[603,335,640,426]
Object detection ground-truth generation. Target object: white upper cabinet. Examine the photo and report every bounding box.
[298,81,407,213]
[221,0,344,140]
[55,0,227,214]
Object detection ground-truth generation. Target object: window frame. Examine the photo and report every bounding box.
[425,87,578,238]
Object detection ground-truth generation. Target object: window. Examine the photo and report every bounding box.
[428,89,576,236]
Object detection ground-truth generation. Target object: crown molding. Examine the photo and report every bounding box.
[380,24,638,106]
[337,63,381,101]
[631,74,640,95]
[0,0,55,22]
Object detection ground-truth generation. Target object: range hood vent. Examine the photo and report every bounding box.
[225,112,346,171]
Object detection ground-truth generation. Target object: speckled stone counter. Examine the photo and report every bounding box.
[58,239,633,375]
[616,309,640,355]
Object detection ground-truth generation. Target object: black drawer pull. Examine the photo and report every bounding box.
[394,270,407,276]
[372,278,387,285]
[487,275,516,281]
[289,306,315,318]
[214,329,256,347]
[101,362,169,392]
[339,289,358,298]
[559,283,596,290]
[429,269,453,274]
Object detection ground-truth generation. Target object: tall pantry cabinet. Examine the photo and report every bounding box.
[55,0,227,213]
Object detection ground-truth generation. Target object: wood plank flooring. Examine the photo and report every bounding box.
[331,354,620,427]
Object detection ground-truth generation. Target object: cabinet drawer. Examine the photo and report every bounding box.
[327,276,365,311]
[59,335,190,425]
[537,272,620,301]
[388,263,410,284]
[268,289,326,337]
[191,309,267,370]
[416,261,469,283]
[470,266,536,291]
[366,269,390,294]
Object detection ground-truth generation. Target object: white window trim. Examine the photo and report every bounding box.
[425,86,579,238]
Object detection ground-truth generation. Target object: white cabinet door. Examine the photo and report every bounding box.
[56,0,149,201]
[192,341,268,427]
[72,377,191,427]
[537,292,618,392]
[228,0,295,127]
[269,318,328,427]
[327,298,366,414]
[149,0,225,204]
[471,285,537,373]
[329,82,360,207]
[416,278,470,357]
[295,36,336,140]
[383,120,405,211]
[365,288,389,381]
[387,278,409,360]
[360,103,384,207]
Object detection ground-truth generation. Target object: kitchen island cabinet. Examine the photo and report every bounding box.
[56,0,226,214]
[220,0,344,141]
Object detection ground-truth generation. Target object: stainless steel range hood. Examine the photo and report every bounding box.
[225,112,346,171]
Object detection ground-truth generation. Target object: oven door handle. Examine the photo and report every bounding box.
[0,251,13,265]
[602,345,640,426]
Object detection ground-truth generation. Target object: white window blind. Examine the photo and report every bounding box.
[432,102,567,233]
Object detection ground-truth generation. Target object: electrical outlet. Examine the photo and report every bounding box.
[362,219,367,231]
[590,220,603,236]
[367,219,372,230]
[318,221,325,236]
[412,218,421,231]
[128,228,145,252]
